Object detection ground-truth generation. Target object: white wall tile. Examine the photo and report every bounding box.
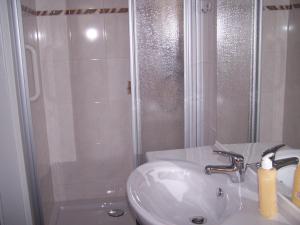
[66,0,103,9]
[37,16,70,62]
[40,60,77,165]
[103,0,128,8]
[36,3,133,202]
[260,2,289,143]
[105,14,130,59]
[69,15,106,60]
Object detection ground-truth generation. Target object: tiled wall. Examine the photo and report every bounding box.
[260,0,300,148]
[260,0,290,143]
[24,0,133,208]
[283,0,300,148]
[35,0,78,204]
[20,0,54,224]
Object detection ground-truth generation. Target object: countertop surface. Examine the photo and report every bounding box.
[146,142,294,164]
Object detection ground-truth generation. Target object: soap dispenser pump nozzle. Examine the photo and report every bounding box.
[261,153,275,170]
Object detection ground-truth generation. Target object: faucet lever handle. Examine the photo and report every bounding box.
[213,150,244,161]
[273,157,299,170]
[262,144,285,160]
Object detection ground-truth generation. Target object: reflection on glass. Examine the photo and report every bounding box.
[85,27,98,41]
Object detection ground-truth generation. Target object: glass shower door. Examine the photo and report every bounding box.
[216,0,256,144]
[134,0,185,160]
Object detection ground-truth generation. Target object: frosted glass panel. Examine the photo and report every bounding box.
[216,0,254,143]
[136,0,184,155]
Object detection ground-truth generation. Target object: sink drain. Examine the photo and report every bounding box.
[190,216,207,224]
[107,209,125,217]
[216,187,224,198]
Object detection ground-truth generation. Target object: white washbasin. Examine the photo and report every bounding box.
[127,160,242,225]
[276,149,300,198]
[127,160,299,225]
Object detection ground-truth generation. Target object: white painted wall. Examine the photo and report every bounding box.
[0,0,33,224]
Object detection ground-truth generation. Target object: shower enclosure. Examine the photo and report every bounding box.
[7,0,258,224]
[17,0,136,224]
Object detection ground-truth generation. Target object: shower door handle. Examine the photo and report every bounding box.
[127,81,131,95]
[25,44,40,102]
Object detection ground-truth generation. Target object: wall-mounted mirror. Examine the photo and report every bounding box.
[7,0,300,223]
[260,0,300,149]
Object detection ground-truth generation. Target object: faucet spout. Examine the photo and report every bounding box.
[205,165,239,174]
[205,150,245,183]
[205,164,244,183]
[262,144,299,170]
[273,157,299,170]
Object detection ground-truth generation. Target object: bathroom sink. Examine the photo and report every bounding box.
[127,160,242,225]
[276,149,300,198]
[127,160,299,225]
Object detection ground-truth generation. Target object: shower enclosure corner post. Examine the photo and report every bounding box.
[6,0,44,224]
[128,0,142,167]
[250,0,263,143]
[184,0,202,148]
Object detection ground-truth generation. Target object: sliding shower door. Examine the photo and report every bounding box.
[133,0,185,160]
[215,0,256,144]
[131,0,258,162]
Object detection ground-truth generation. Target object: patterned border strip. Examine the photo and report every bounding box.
[21,5,128,16]
[264,3,300,11]
[22,3,298,15]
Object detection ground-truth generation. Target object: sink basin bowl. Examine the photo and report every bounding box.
[130,146,300,225]
[275,149,300,198]
[127,160,242,225]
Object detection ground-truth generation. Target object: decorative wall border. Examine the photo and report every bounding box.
[264,3,300,11]
[22,4,298,15]
[21,5,128,16]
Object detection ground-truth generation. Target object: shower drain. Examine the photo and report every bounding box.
[190,216,207,224]
[107,209,125,217]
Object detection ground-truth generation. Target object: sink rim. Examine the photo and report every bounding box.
[127,160,237,225]
[127,160,195,225]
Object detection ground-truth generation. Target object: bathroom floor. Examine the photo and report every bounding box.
[50,197,136,225]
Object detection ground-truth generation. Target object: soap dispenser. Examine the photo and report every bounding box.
[292,163,300,207]
[258,153,278,219]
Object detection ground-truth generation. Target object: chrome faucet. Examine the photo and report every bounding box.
[261,144,299,170]
[205,150,245,183]
[205,144,299,183]
[273,157,299,169]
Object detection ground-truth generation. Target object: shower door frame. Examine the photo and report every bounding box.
[129,0,214,165]
[129,0,263,166]
[6,0,44,224]
[184,0,202,148]
[0,0,34,224]
[250,0,263,142]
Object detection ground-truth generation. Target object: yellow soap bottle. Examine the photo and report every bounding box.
[292,163,300,207]
[258,153,278,219]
